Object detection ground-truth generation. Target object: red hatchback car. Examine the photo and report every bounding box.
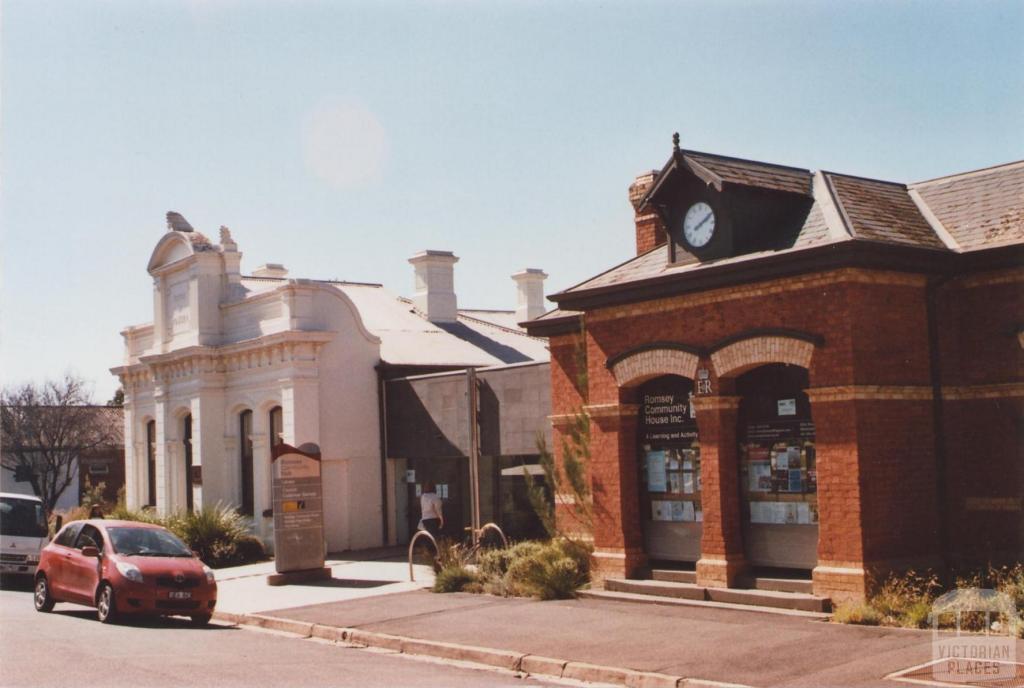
[34,519,217,625]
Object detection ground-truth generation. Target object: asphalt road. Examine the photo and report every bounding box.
[0,580,559,688]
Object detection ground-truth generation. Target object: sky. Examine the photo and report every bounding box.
[3,0,1023,402]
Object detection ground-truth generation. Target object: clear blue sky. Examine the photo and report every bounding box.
[3,0,1022,401]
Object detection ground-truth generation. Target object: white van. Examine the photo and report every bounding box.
[0,492,50,578]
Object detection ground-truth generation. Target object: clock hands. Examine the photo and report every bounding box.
[693,211,713,233]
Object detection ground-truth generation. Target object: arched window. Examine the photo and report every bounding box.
[269,406,283,447]
[183,414,194,512]
[146,420,157,507]
[239,410,254,516]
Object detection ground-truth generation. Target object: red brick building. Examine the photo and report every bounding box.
[525,142,1023,602]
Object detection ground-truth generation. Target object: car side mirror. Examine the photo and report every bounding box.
[81,546,100,558]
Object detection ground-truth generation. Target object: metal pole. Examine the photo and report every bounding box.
[467,368,481,544]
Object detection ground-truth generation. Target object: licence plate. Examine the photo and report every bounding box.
[169,591,192,600]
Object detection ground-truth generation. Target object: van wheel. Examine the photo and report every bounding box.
[96,583,118,624]
[34,575,55,612]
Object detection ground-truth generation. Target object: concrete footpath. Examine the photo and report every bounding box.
[210,555,1022,688]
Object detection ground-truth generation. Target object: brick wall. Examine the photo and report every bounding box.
[936,268,1024,566]
[545,263,1021,597]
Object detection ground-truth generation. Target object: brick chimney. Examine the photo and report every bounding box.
[511,268,548,324]
[409,250,459,323]
[629,170,668,255]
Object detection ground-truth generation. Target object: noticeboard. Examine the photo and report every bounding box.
[271,442,325,574]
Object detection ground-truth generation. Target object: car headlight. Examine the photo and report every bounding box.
[203,565,215,584]
[115,560,144,583]
[26,555,40,565]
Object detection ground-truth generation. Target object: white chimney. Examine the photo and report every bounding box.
[252,263,289,279]
[512,268,548,324]
[409,250,459,323]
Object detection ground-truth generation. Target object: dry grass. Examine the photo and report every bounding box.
[833,565,1024,636]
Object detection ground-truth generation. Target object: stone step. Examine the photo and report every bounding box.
[603,578,830,613]
[605,578,705,600]
[650,569,697,584]
[579,589,831,620]
[739,575,814,594]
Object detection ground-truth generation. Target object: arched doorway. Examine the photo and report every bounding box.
[736,364,818,570]
[638,375,702,563]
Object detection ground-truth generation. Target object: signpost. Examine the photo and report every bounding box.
[268,442,331,586]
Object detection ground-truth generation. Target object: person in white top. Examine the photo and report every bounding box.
[419,482,444,537]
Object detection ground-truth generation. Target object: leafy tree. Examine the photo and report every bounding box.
[526,316,593,543]
[528,412,593,542]
[107,388,124,407]
[1,375,119,514]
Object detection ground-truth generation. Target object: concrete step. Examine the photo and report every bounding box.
[605,578,705,600]
[603,578,830,613]
[739,575,814,594]
[650,569,697,584]
[579,589,831,620]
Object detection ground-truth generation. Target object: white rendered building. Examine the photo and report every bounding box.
[112,213,548,552]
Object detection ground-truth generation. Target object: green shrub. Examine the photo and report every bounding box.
[504,538,590,600]
[433,564,478,593]
[100,502,266,569]
[833,601,882,625]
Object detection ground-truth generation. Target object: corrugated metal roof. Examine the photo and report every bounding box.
[334,284,547,367]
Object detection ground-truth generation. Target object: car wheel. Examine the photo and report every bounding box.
[96,583,118,624]
[34,575,55,612]
[190,614,212,627]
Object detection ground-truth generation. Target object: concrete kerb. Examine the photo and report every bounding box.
[213,611,754,688]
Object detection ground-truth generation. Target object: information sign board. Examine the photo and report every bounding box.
[271,442,325,574]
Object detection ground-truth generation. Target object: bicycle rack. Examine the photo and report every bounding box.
[407,524,508,582]
[476,522,508,548]
[408,530,439,582]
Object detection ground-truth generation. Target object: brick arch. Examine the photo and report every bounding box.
[711,335,815,378]
[610,347,700,388]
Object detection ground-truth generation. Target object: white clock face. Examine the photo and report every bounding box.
[683,202,716,248]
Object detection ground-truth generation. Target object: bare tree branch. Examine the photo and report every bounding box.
[1,374,120,514]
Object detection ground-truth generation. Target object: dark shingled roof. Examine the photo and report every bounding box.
[911,160,1024,252]
[557,197,841,294]
[825,173,946,249]
[684,151,812,196]
[530,153,1022,312]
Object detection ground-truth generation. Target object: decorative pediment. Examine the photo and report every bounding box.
[147,212,216,274]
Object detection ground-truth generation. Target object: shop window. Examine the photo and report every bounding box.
[737,364,817,527]
[239,410,254,516]
[638,375,702,563]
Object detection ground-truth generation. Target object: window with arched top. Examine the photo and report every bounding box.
[183,414,194,512]
[239,410,254,516]
[269,406,283,447]
[146,420,157,507]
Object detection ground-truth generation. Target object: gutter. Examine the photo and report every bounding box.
[550,241,1024,313]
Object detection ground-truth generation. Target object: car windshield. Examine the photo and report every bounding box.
[0,497,48,538]
[107,527,193,557]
